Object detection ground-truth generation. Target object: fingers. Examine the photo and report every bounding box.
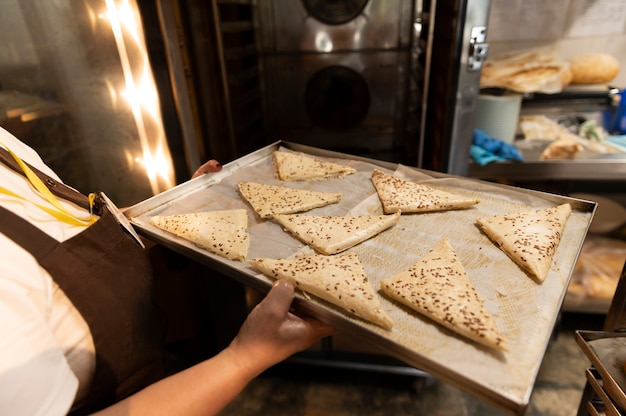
[262,280,295,316]
[269,280,339,340]
[191,159,222,178]
[303,316,339,339]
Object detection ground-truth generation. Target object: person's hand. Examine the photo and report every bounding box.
[227,280,337,377]
[191,159,222,178]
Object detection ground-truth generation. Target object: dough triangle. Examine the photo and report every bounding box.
[273,212,400,255]
[150,209,250,261]
[250,253,393,329]
[381,238,507,350]
[273,151,356,181]
[238,181,341,219]
[371,169,479,214]
[476,203,571,282]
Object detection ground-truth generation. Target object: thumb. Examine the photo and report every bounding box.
[262,280,295,314]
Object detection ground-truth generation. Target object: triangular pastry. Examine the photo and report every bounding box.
[381,238,507,350]
[238,181,341,219]
[150,209,249,261]
[371,169,479,214]
[273,212,400,255]
[273,151,356,181]
[249,253,394,329]
[475,203,572,282]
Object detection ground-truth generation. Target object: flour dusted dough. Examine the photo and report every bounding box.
[150,209,250,261]
[273,151,356,181]
[476,203,572,282]
[249,253,394,329]
[238,181,341,219]
[371,169,479,214]
[273,211,400,255]
[381,238,507,350]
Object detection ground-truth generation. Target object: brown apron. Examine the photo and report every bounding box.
[0,149,164,414]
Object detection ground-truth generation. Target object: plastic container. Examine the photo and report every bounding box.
[474,93,522,144]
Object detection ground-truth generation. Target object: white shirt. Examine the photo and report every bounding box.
[0,127,95,416]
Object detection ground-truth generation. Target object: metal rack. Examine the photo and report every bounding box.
[576,261,626,415]
[211,0,266,158]
[468,156,626,182]
[468,86,625,183]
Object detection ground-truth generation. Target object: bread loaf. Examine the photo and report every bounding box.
[569,53,620,84]
[480,48,572,94]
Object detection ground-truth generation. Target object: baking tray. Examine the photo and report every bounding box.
[124,141,595,415]
[577,331,626,413]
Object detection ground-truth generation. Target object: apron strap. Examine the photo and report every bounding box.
[0,147,104,214]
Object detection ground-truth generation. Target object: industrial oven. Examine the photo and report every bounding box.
[140,0,491,174]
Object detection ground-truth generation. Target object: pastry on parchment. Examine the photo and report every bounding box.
[381,238,507,351]
[238,181,341,219]
[273,151,356,181]
[371,169,479,214]
[150,209,250,261]
[250,252,394,329]
[272,211,400,255]
[476,203,572,282]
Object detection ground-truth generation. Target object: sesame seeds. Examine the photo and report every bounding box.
[371,169,480,214]
[239,181,341,219]
[475,203,571,282]
[249,253,394,329]
[150,210,250,261]
[380,238,507,351]
[273,212,400,255]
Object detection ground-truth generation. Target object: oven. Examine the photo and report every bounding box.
[255,0,413,162]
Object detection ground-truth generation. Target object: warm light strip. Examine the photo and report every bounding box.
[104,0,174,194]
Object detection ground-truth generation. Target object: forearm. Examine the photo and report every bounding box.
[93,347,259,416]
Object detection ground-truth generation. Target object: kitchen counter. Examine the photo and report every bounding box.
[218,313,605,416]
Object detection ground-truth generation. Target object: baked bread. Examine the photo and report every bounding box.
[539,138,583,160]
[480,48,572,94]
[380,238,507,350]
[249,253,394,329]
[569,53,620,84]
[519,115,583,160]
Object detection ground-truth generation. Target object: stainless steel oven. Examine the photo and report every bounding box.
[143,0,491,174]
[255,0,413,161]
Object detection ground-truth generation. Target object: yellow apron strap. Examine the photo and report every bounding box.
[0,142,97,226]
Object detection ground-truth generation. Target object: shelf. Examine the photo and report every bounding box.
[468,155,626,181]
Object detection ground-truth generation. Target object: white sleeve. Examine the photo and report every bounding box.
[0,234,78,416]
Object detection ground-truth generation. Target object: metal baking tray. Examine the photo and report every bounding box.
[124,141,595,415]
[577,331,626,413]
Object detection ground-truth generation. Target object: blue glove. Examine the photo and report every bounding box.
[470,145,503,166]
[472,129,524,162]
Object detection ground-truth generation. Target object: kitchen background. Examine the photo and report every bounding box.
[488,0,626,86]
